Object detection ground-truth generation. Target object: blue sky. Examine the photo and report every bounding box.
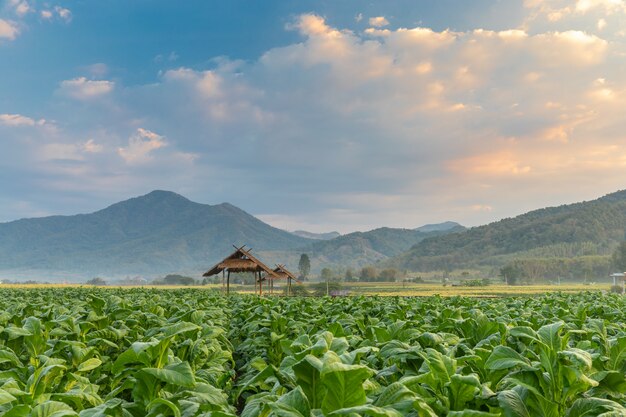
[1,0,626,233]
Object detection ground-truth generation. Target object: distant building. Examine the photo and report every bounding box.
[610,272,625,286]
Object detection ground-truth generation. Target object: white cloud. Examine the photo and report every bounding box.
[40,10,52,19]
[369,16,390,27]
[54,6,72,22]
[118,128,167,164]
[0,113,45,127]
[11,0,31,17]
[59,77,114,100]
[0,19,19,40]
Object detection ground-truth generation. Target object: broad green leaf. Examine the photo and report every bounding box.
[537,322,564,353]
[321,353,373,414]
[31,401,79,417]
[0,348,22,367]
[77,358,102,373]
[497,389,531,417]
[448,374,481,411]
[268,387,311,417]
[293,355,326,409]
[485,346,530,370]
[0,387,17,405]
[143,361,196,388]
[147,398,182,417]
[447,411,501,417]
[329,404,404,417]
[566,398,626,417]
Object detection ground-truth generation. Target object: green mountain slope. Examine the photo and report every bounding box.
[387,190,626,273]
[0,190,312,276]
[261,224,465,273]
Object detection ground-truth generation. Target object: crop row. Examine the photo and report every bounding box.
[0,289,625,416]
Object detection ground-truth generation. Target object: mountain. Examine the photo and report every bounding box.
[261,225,465,273]
[291,230,341,240]
[387,190,626,275]
[0,190,312,278]
[415,221,462,233]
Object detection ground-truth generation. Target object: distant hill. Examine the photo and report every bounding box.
[415,221,462,233]
[291,230,341,240]
[0,191,312,278]
[261,225,465,273]
[387,190,626,276]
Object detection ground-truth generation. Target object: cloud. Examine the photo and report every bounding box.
[5,9,626,231]
[54,6,72,22]
[59,77,114,100]
[369,16,389,27]
[0,113,45,126]
[10,0,31,17]
[0,19,19,40]
[118,128,167,164]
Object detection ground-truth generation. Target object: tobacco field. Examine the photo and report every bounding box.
[0,288,625,416]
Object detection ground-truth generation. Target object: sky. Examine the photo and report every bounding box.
[1,0,626,233]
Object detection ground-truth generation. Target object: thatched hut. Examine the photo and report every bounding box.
[203,245,278,295]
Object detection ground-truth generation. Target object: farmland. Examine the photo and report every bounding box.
[0,288,625,416]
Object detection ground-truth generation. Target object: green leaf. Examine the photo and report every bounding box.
[147,398,182,417]
[143,361,196,388]
[0,348,22,367]
[293,355,326,410]
[329,404,404,417]
[320,353,373,414]
[485,346,530,371]
[0,387,17,405]
[269,387,311,417]
[498,389,531,417]
[566,398,626,417]
[447,411,501,417]
[537,322,564,352]
[31,401,79,417]
[448,374,481,411]
[77,358,102,373]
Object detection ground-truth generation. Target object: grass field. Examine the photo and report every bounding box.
[0,281,613,297]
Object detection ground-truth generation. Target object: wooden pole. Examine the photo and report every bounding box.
[227,270,230,296]
[260,274,263,296]
[222,270,225,295]
[254,271,257,295]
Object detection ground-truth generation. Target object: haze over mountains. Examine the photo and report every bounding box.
[1,189,624,281]
[0,191,461,280]
[386,189,626,276]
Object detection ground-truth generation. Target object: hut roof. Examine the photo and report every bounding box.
[203,246,279,277]
[272,264,300,282]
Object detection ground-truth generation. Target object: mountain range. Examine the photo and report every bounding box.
[2,188,624,281]
[0,190,461,279]
[386,189,626,276]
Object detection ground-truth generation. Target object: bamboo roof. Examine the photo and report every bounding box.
[203,246,279,277]
[273,264,300,282]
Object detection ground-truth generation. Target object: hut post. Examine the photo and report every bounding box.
[288,277,292,296]
[260,274,263,296]
[227,270,231,296]
[222,270,225,295]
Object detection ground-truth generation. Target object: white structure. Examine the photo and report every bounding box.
[610,272,625,292]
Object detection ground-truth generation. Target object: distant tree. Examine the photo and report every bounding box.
[163,274,196,286]
[85,277,106,286]
[298,254,311,280]
[344,268,355,282]
[499,263,523,285]
[320,268,334,282]
[612,242,626,271]
[359,266,378,282]
[378,268,400,282]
